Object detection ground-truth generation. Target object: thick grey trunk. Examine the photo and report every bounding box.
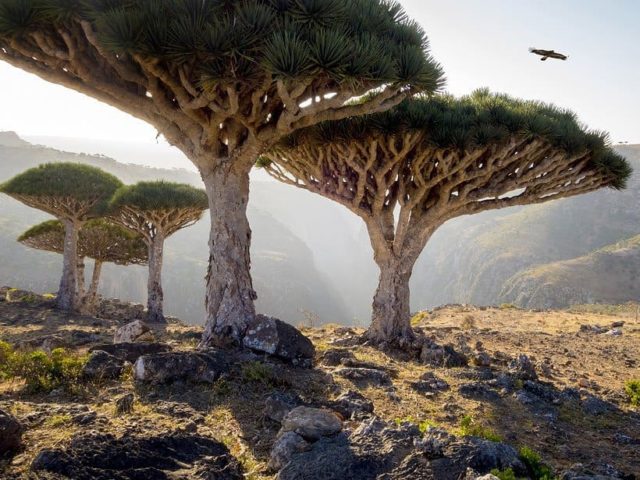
[147,235,165,324]
[57,219,79,311]
[200,162,257,347]
[77,257,85,297]
[81,259,102,314]
[366,258,416,345]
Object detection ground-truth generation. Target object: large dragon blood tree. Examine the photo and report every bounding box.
[109,181,208,323]
[261,90,631,347]
[0,0,444,345]
[0,163,122,311]
[18,219,148,312]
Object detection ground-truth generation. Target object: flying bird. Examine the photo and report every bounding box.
[529,48,568,61]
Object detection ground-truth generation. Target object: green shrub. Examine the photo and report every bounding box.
[1,345,86,393]
[519,446,554,480]
[241,361,276,385]
[625,380,640,406]
[490,468,518,480]
[457,415,503,442]
[394,416,439,434]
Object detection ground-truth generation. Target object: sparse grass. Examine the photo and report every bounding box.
[499,303,518,310]
[461,314,476,330]
[241,361,276,386]
[625,380,640,406]
[456,415,502,442]
[45,414,73,428]
[394,415,439,434]
[411,311,429,327]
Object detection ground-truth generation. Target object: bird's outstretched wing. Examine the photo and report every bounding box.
[530,48,568,61]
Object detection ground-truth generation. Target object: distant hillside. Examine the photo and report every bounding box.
[500,235,640,309]
[412,145,640,309]
[0,133,350,325]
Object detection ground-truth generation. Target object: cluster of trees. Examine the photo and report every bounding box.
[0,1,631,350]
[1,163,207,323]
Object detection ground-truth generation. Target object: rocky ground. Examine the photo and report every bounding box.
[0,290,639,479]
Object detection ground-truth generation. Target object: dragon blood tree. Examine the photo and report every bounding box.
[0,0,444,346]
[262,90,631,347]
[18,219,148,312]
[0,163,122,311]
[109,181,208,323]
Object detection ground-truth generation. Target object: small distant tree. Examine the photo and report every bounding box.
[262,90,631,347]
[0,0,444,346]
[109,181,208,323]
[18,219,148,312]
[1,163,122,311]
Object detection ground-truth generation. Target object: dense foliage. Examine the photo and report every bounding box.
[0,162,123,210]
[0,0,444,92]
[19,219,148,265]
[272,90,631,188]
[109,181,209,212]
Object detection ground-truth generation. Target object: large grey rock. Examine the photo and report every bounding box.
[243,314,315,367]
[280,407,342,441]
[134,350,227,384]
[268,432,311,471]
[114,320,150,343]
[0,408,23,454]
[420,342,469,368]
[89,342,172,363]
[82,351,125,381]
[277,417,526,480]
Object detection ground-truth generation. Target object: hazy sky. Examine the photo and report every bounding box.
[0,0,638,169]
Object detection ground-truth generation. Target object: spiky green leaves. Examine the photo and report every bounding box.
[109,181,208,212]
[19,218,148,265]
[276,90,631,188]
[0,0,444,91]
[0,162,123,213]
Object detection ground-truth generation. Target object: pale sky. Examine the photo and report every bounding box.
[0,0,638,170]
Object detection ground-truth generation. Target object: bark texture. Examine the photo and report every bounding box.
[81,259,103,314]
[77,257,86,298]
[57,220,79,311]
[200,163,257,346]
[147,236,165,324]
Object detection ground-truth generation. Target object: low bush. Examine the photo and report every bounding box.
[519,446,555,480]
[394,416,439,434]
[490,468,517,480]
[456,415,502,442]
[625,379,640,406]
[0,341,87,393]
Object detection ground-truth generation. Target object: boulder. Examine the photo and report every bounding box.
[134,350,227,384]
[473,351,492,367]
[508,354,538,381]
[330,390,374,419]
[0,409,23,454]
[320,349,357,367]
[560,462,630,479]
[265,392,302,423]
[114,320,150,343]
[243,315,315,367]
[333,367,392,386]
[420,342,469,368]
[280,407,343,441]
[89,342,172,363]
[31,431,243,480]
[82,351,125,381]
[410,372,450,395]
[268,431,311,471]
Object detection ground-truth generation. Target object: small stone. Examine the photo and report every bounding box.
[472,351,491,367]
[114,320,151,343]
[508,354,537,381]
[333,367,392,386]
[0,409,23,454]
[605,328,622,336]
[320,349,356,367]
[280,407,342,441]
[115,393,135,415]
[330,390,374,419]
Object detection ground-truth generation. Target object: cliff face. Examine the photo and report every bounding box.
[499,235,640,309]
[411,145,640,309]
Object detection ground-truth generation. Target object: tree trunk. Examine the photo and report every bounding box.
[77,257,85,297]
[57,219,79,311]
[200,161,257,347]
[82,259,102,313]
[147,235,165,323]
[365,257,416,346]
